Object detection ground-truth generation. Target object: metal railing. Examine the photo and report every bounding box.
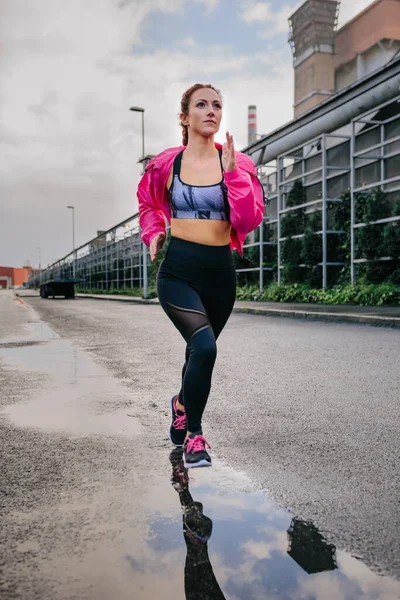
[30,95,400,294]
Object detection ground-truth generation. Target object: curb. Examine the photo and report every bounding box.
[76,294,158,305]
[233,306,400,328]
[76,294,400,328]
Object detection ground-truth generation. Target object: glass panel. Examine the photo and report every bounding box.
[263,171,277,193]
[385,117,400,141]
[327,141,350,167]
[282,160,302,181]
[355,126,380,152]
[385,181,400,192]
[263,220,278,242]
[327,173,350,198]
[355,148,380,161]
[385,156,400,180]
[305,182,322,202]
[304,153,322,173]
[266,196,278,218]
[304,171,322,185]
[385,139,400,156]
[355,162,380,187]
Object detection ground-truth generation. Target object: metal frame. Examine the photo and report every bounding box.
[29,214,148,293]
[350,95,400,284]
[234,163,278,291]
[30,96,400,294]
[276,132,351,289]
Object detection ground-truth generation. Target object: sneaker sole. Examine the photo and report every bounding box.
[168,395,185,447]
[183,459,212,469]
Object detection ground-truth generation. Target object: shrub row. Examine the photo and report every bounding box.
[235,282,400,306]
[78,282,400,306]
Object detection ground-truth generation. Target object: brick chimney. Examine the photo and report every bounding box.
[289,0,341,117]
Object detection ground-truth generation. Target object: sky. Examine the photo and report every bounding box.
[0,0,374,268]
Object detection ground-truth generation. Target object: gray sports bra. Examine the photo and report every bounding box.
[168,149,230,221]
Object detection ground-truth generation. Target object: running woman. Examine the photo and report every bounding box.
[137,84,264,468]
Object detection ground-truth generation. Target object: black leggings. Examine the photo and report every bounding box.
[156,236,236,433]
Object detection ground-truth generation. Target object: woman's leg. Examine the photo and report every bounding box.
[176,267,236,410]
[177,345,190,409]
[157,276,217,434]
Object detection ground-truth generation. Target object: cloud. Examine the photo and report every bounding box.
[182,36,197,47]
[239,0,375,39]
[337,0,375,28]
[193,0,222,12]
[239,1,297,36]
[0,0,294,267]
[242,529,288,560]
[337,550,400,599]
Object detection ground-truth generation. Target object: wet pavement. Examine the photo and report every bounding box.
[1,290,400,599]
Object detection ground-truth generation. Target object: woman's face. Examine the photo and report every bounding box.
[182,87,222,139]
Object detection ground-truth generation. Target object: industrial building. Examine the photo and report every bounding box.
[243,0,400,289]
[0,266,33,289]
[30,0,400,295]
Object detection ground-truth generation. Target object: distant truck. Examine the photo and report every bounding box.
[39,278,81,299]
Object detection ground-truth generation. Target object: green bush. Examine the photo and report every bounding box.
[235,282,400,306]
[76,286,158,299]
[78,281,400,306]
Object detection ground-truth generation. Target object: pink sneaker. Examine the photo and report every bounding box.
[183,433,212,468]
[169,395,187,447]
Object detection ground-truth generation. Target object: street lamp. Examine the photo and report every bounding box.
[67,205,76,277]
[129,105,148,299]
[129,106,145,160]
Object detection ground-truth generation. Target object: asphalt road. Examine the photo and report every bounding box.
[1,290,399,599]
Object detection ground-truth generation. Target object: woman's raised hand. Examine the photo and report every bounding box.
[222,131,237,172]
[150,232,166,262]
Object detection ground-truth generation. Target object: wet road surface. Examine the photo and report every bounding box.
[1,290,399,599]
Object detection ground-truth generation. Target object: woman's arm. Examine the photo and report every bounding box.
[137,168,166,247]
[222,132,264,235]
[224,163,264,235]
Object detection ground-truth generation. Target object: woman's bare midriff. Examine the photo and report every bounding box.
[170,218,232,246]
[167,160,232,246]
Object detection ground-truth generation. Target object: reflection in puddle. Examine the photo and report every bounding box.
[129,449,400,600]
[287,518,337,574]
[0,328,141,438]
[1,317,399,599]
[169,448,226,600]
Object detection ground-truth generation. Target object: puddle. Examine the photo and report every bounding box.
[0,323,141,438]
[1,317,399,598]
[3,319,59,343]
[122,450,400,600]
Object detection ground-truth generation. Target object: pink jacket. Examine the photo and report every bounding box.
[136,142,265,256]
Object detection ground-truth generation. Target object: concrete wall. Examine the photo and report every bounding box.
[0,267,32,287]
[334,0,400,71]
[335,41,400,91]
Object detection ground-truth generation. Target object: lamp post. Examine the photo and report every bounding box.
[129,105,148,299]
[129,106,145,159]
[67,205,76,278]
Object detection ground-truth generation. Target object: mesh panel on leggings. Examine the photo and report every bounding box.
[166,302,211,341]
